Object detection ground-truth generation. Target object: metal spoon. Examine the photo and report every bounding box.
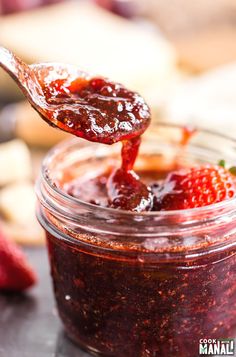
[0,46,88,125]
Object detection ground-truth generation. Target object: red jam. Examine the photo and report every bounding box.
[38,74,153,211]
[46,227,236,357]
[39,141,236,357]
[40,76,151,145]
[35,70,236,357]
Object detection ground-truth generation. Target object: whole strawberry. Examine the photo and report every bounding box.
[153,164,236,211]
[0,228,37,291]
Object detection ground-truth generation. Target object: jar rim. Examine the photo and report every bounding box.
[39,122,236,219]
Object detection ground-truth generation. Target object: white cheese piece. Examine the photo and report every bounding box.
[1,221,45,246]
[0,139,32,186]
[0,182,45,245]
[0,182,35,225]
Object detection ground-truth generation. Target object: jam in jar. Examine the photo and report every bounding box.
[36,124,236,357]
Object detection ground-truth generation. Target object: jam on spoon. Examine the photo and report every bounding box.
[0,47,150,145]
[0,46,152,212]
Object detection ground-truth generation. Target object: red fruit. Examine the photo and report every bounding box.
[154,164,236,211]
[0,228,37,291]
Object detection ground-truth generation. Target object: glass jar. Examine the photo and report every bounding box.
[36,123,236,357]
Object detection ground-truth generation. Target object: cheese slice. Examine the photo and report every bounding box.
[0,182,44,245]
[0,182,36,225]
[0,139,32,186]
[1,222,45,246]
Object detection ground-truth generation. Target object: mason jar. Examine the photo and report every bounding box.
[36,123,236,357]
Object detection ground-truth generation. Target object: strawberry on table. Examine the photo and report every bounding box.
[154,164,236,211]
[0,227,37,291]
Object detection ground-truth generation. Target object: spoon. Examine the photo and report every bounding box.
[0,47,150,145]
[0,47,47,115]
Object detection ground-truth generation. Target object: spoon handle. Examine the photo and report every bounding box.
[0,46,29,84]
[0,46,45,111]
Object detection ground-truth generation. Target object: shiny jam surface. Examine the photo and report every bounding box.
[40,75,153,212]
[65,168,162,211]
[41,76,150,145]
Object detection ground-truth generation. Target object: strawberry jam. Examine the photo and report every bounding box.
[37,127,236,357]
[40,76,151,145]
[46,227,236,357]
[35,70,236,357]
[38,73,153,212]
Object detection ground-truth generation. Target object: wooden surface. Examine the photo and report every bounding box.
[0,247,92,357]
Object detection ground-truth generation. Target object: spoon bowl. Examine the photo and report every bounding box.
[0,46,151,144]
[0,47,89,125]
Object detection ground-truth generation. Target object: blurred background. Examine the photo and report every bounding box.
[0,0,236,246]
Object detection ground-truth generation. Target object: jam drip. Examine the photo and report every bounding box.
[107,136,153,212]
[121,137,141,172]
[107,168,153,212]
[41,75,152,212]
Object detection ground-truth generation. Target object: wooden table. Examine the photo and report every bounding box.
[0,247,91,357]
